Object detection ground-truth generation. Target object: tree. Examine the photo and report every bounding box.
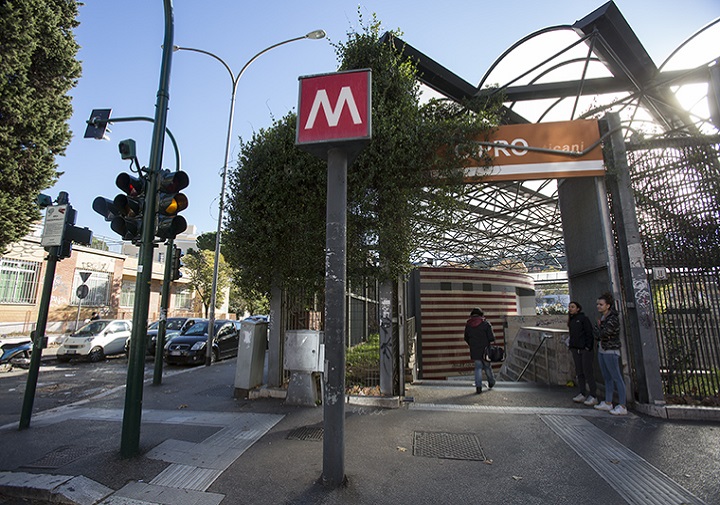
[183,249,231,316]
[228,283,269,318]
[0,0,81,251]
[195,231,217,252]
[224,13,500,295]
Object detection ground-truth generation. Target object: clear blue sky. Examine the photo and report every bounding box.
[52,0,720,242]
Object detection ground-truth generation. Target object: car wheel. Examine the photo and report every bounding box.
[88,346,105,362]
[211,349,219,363]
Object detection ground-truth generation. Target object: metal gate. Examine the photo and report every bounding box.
[626,135,720,402]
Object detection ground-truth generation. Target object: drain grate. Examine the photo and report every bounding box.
[413,431,486,461]
[23,445,89,469]
[287,426,324,441]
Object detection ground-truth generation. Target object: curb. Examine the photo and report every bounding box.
[0,471,113,505]
[635,402,720,422]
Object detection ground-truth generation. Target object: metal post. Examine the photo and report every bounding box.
[322,147,347,487]
[120,0,174,458]
[19,248,58,429]
[153,240,174,385]
[603,112,665,404]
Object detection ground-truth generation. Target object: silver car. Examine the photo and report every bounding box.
[57,319,132,362]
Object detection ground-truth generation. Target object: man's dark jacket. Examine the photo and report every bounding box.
[464,315,495,361]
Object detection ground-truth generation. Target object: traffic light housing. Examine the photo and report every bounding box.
[58,205,93,259]
[171,246,184,281]
[156,169,189,241]
[93,170,146,242]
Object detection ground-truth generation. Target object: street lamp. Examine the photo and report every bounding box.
[174,29,326,366]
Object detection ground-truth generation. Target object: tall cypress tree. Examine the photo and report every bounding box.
[0,0,81,251]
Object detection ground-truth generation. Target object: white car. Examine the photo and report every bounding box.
[56,319,132,362]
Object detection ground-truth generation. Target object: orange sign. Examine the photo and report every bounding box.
[462,119,604,182]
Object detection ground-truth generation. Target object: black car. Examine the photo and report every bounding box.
[147,317,199,355]
[163,319,240,365]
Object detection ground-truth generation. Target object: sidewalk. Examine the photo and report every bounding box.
[1,358,718,505]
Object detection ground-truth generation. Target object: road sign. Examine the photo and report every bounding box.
[40,205,69,247]
[80,272,92,283]
[296,69,372,150]
[76,285,89,299]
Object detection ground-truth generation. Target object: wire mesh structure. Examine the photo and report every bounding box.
[626,137,720,399]
[392,4,720,272]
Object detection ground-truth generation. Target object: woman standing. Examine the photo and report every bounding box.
[593,292,627,415]
[464,307,496,394]
[567,301,597,406]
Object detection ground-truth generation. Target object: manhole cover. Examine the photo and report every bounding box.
[24,445,89,469]
[413,431,486,461]
[287,426,324,441]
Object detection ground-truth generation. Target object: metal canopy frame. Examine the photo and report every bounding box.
[383,1,719,272]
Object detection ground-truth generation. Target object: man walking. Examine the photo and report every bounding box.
[464,308,496,394]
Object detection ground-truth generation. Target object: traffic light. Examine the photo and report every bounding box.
[171,246,184,281]
[156,169,189,241]
[112,172,145,241]
[93,171,146,242]
[58,205,93,259]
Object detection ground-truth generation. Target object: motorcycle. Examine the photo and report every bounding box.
[0,339,33,369]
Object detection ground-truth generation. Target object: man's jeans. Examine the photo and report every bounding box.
[474,359,495,388]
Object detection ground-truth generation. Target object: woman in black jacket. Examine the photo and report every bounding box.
[567,301,597,406]
[464,307,496,394]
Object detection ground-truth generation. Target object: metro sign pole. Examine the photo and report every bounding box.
[296,69,371,488]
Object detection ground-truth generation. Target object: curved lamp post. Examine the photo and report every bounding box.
[174,29,326,366]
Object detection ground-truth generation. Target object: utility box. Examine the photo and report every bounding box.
[234,319,268,398]
[284,330,324,406]
[284,330,324,372]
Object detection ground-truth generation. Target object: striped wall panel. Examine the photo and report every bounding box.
[417,267,535,379]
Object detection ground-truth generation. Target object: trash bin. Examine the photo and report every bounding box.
[284,330,324,406]
[234,319,268,398]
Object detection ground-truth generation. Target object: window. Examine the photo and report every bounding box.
[71,270,111,306]
[0,259,41,304]
[174,286,193,309]
[120,280,135,307]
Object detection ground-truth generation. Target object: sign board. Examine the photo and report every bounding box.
[84,108,112,140]
[76,284,89,300]
[296,69,371,160]
[41,205,68,247]
[462,119,604,182]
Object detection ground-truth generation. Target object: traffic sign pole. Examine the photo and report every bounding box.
[19,247,58,429]
[295,69,372,488]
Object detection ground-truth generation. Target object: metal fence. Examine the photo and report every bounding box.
[626,136,720,400]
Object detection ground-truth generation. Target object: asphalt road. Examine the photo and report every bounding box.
[0,351,163,429]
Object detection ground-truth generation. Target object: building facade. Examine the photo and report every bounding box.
[0,231,203,336]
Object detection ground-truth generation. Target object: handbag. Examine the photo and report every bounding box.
[484,345,506,363]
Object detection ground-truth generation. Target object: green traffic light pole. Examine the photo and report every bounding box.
[120,0,174,458]
[19,245,60,429]
[153,239,174,385]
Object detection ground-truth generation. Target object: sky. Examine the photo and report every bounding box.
[51,0,720,246]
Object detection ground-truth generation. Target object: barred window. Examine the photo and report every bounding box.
[71,270,112,306]
[174,286,193,309]
[120,280,135,308]
[0,259,41,304]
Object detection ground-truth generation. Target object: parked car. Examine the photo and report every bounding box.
[57,319,132,362]
[163,319,239,365]
[147,317,199,355]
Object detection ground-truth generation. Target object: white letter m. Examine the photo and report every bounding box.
[304,86,362,129]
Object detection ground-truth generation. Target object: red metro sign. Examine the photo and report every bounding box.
[296,69,372,152]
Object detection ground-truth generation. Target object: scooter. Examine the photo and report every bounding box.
[0,339,33,369]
